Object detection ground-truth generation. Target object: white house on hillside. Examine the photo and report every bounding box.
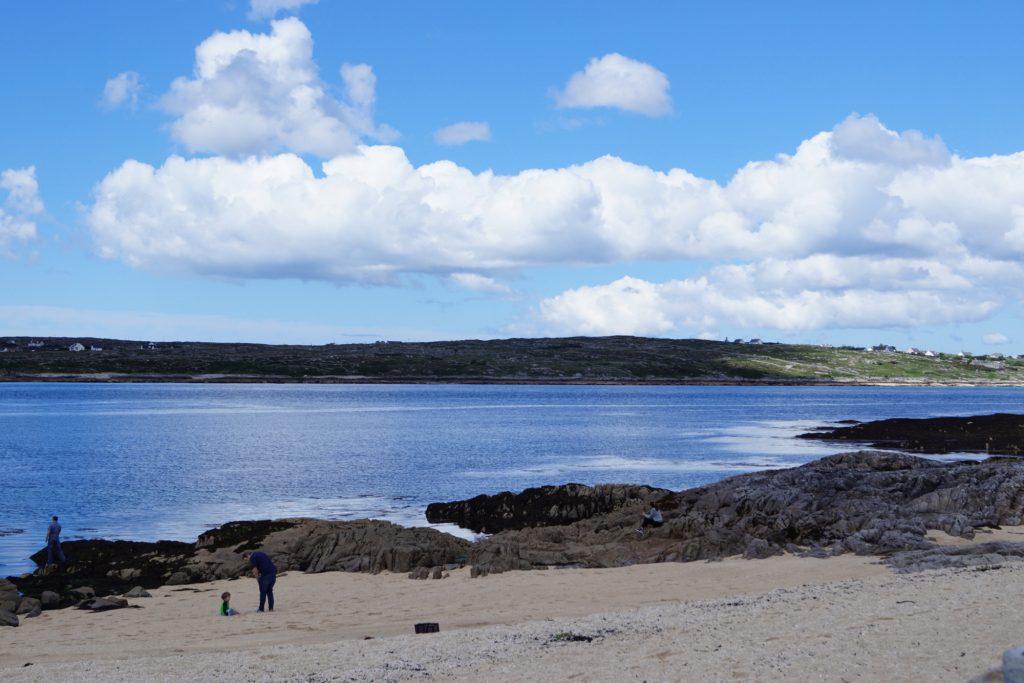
[68,343,85,352]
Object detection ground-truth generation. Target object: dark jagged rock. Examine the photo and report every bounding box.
[798,412,1024,455]
[426,483,670,533]
[196,519,299,551]
[16,539,195,602]
[468,451,1024,574]
[0,609,17,627]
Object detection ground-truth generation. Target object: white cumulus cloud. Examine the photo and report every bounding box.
[983,332,1010,345]
[830,113,950,167]
[86,114,1024,334]
[1,166,44,253]
[554,53,671,116]
[537,267,999,337]
[101,71,142,111]
[159,18,395,157]
[248,0,318,20]
[435,122,492,146]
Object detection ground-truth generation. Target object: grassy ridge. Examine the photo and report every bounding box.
[1,336,1022,384]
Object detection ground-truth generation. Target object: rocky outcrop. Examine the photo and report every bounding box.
[7,518,470,609]
[468,451,1024,574]
[798,412,1024,455]
[426,483,670,532]
[183,518,470,581]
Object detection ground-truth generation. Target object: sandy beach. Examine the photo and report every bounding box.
[3,527,1022,681]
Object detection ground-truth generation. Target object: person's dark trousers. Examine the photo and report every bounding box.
[47,540,65,565]
[258,573,276,611]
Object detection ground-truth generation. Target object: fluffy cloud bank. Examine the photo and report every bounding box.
[160,18,394,157]
[1,166,44,253]
[554,53,671,116]
[87,114,1024,333]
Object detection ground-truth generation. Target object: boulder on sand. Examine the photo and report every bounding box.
[0,579,20,613]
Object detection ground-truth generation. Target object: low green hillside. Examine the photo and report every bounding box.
[1,336,1021,384]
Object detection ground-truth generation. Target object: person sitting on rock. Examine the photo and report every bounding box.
[219,591,239,616]
[636,504,664,535]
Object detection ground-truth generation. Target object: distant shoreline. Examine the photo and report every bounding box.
[4,373,1024,387]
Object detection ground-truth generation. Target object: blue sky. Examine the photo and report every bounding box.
[2,1,1024,352]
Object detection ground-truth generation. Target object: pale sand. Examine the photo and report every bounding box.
[4,526,1024,681]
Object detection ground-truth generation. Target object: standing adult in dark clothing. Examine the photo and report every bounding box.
[242,550,277,612]
[45,515,65,566]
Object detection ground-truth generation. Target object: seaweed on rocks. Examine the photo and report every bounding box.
[798,412,1024,455]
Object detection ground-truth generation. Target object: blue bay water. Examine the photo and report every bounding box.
[2,382,1022,576]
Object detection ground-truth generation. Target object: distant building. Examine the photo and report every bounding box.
[27,341,44,348]
[90,345,103,352]
[68,343,85,352]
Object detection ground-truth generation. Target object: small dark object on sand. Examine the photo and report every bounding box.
[415,622,440,634]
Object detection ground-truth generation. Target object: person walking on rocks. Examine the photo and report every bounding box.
[242,550,277,612]
[45,515,65,566]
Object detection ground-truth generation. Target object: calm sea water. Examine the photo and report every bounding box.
[2,382,1022,576]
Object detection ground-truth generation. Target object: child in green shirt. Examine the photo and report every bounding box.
[220,591,239,616]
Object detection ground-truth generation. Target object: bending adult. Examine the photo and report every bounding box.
[45,515,65,566]
[242,550,277,612]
